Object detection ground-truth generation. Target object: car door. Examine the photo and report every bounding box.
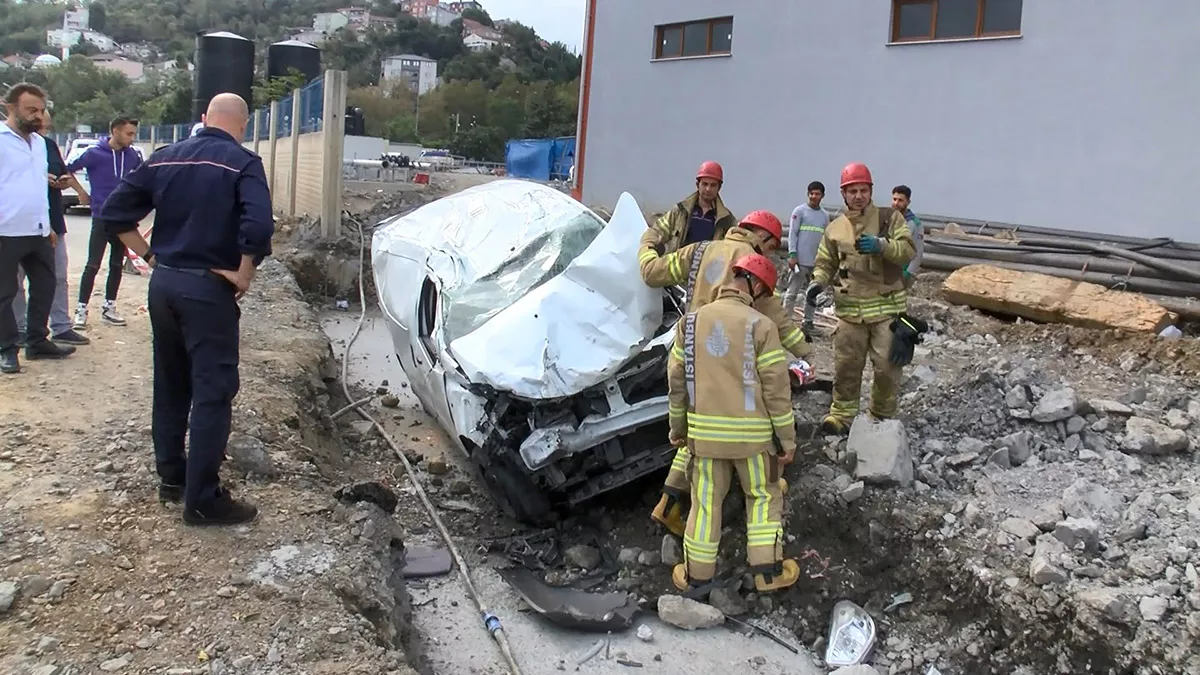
[413,273,455,431]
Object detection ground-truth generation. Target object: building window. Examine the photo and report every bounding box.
[891,0,1022,43]
[654,17,733,59]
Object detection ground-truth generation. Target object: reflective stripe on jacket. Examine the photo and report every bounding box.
[812,204,915,324]
[640,228,810,357]
[667,287,796,460]
[639,191,737,256]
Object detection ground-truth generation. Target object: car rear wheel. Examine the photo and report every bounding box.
[471,449,553,525]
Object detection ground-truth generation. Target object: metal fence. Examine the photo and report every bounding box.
[51,75,328,148]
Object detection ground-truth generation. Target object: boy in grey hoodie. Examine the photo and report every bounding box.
[66,116,142,328]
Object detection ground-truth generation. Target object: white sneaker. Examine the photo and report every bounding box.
[102,305,127,326]
[73,306,88,330]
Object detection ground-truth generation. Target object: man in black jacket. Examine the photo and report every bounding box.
[12,109,90,345]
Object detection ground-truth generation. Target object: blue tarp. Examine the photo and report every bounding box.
[505,136,575,181]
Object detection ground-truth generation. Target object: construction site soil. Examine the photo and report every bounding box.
[4,180,1198,675]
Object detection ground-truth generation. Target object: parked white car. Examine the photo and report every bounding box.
[371,180,684,522]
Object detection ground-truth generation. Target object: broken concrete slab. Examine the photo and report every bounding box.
[1032,388,1079,423]
[1121,417,1190,455]
[848,416,913,487]
[942,264,1175,333]
[657,594,724,630]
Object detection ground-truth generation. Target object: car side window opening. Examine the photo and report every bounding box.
[417,276,439,362]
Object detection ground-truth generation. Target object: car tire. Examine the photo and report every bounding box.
[472,450,553,525]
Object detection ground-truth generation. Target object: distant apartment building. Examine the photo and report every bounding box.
[46,28,117,52]
[313,7,390,36]
[462,18,501,50]
[400,0,461,27]
[64,7,89,31]
[445,1,483,12]
[312,11,350,33]
[381,54,438,96]
[91,54,144,81]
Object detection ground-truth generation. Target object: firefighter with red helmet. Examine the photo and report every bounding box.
[640,161,738,256]
[805,162,916,435]
[666,253,801,593]
[639,209,807,536]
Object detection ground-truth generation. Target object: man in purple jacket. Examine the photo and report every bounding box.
[66,116,142,329]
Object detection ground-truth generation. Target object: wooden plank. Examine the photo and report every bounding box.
[942,264,1175,333]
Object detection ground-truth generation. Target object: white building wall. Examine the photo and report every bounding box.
[579,0,1200,241]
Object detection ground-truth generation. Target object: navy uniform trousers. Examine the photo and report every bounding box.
[148,266,241,509]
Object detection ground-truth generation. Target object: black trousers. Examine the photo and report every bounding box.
[148,266,242,510]
[78,219,125,304]
[0,235,56,352]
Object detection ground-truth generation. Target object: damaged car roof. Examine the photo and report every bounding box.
[371,179,665,400]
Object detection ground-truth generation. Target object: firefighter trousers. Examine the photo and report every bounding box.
[683,453,783,582]
[663,445,691,496]
[829,317,900,423]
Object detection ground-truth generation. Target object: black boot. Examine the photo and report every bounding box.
[25,339,76,360]
[158,482,184,504]
[183,487,258,526]
[0,349,19,374]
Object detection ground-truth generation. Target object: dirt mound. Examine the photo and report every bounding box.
[0,260,422,675]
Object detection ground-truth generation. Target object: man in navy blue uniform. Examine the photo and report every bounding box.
[97,93,274,526]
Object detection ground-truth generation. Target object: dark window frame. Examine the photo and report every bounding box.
[653,16,733,60]
[890,0,1022,43]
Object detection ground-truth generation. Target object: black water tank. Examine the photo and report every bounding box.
[193,31,255,121]
[267,39,321,83]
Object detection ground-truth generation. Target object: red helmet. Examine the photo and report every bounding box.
[732,254,778,293]
[738,210,782,242]
[840,162,873,188]
[696,160,724,183]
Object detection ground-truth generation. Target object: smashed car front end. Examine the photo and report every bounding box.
[372,181,681,521]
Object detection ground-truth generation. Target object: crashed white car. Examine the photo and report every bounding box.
[371,180,685,522]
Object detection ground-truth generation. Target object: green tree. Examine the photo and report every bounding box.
[449,124,502,161]
[252,69,309,104]
[89,2,108,32]
[460,7,492,27]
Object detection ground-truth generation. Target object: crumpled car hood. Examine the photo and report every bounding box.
[371,179,664,400]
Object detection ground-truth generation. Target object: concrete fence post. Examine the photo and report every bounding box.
[267,100,280,200]
[252,109,261,155]
[289,90,302,217]
[149,126,158,148]
[320,70,348,239]
[172,125,180,143]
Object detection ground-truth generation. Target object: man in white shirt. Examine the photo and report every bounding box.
[0,83,77,373]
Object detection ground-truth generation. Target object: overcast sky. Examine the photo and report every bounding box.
[483,0,585,52]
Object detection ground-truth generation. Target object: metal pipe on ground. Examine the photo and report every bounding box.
[923,224,1200,264]
[918,215,1200,252]
[922,253,1200,299]
[924,241,1199,283]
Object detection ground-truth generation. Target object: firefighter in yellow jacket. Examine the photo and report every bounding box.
[667,254,801,592]
[640,161,738,255]
[641,209,808,536]
[806,162,916,435]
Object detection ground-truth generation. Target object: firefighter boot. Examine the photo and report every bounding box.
[821,415,850,436]
[672,564,710,592]
[754,559,801,592]
[651,494,687,537]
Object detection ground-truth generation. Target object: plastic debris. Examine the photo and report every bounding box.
[825,600,876,667]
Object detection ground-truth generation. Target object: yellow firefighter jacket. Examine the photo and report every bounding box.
[667,286,796,460]
[639,191,738,256]
[812,204,916,324]
[639,228,810,358]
